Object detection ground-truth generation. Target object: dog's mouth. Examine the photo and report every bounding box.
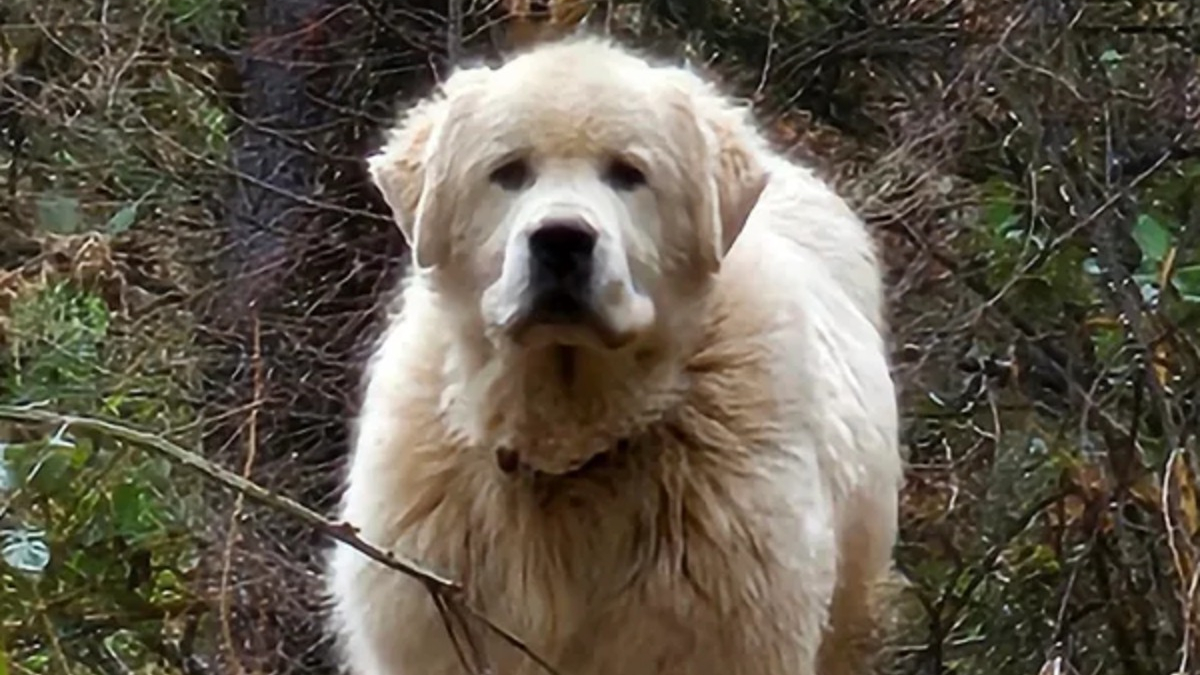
[483,278,656,351]
[505,291,640,350]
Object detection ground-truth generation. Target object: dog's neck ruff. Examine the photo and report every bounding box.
[444,331,688,475]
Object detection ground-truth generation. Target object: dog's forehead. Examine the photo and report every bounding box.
[478,48,680,160]
[513,106,647,161]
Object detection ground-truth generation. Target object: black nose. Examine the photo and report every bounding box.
[528,220,597,277]
[527,220,597,318]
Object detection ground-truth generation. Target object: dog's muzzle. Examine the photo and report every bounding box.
[481,215,656,351]
[525,219,597,322]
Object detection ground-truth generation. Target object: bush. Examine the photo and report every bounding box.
[1,279,207,673]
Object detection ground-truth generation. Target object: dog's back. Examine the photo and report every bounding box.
[714,152,901,673]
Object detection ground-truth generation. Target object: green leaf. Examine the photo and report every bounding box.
[106,202,138,234]
[112,482,162,539]
[112,482,147,536]
[35,193,82,234]
[1132,213,1171,263]
[1173,265,1200,303]
[1,528,51,573]
[27,450,73,494]
[983,183,1020,234]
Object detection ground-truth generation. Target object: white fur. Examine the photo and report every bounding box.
[326,36,902,675]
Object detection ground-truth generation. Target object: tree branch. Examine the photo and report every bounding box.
[0,403,560,675]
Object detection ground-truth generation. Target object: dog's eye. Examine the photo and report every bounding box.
[490,158,532,190]
[604,159,647,191]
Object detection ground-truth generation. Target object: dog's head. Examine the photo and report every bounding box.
[368,38,768,352]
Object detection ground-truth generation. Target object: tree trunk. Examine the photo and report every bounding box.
[199,0,464,671]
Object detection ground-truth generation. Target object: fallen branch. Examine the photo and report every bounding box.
[0,403,560,675]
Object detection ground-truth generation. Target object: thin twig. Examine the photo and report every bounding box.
[217,311,263,675]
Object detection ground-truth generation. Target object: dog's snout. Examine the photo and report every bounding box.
[528,220,597,274]
[525,219,597,322]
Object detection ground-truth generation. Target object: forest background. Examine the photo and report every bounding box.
[1,0,1198,674]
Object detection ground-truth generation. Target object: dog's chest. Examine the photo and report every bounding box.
[423,449,669,625]
[393,432,799,674]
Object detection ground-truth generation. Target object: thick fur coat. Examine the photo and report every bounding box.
[326,36,903,675]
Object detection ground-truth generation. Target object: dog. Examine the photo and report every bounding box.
[326,35,903,675]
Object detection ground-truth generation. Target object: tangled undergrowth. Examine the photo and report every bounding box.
[1,0,1198,673]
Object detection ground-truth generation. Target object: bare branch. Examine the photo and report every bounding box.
[0,404,561,675]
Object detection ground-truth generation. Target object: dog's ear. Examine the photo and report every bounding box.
[367,96,447,269]
[668,75,769,275]
[367,68,492,270]
[706,110,769,257]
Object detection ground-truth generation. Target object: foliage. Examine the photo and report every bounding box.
[1,281,206,673]
[1,0,1198,674]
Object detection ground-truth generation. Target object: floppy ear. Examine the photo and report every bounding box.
[707,112,769,255]
[671,77,769,275]
[367,68,492,270]
[367,95,448,269]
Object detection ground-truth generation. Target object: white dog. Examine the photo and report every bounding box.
[326,35,902,675]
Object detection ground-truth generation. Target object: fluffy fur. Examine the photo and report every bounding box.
[326,35,903,675]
